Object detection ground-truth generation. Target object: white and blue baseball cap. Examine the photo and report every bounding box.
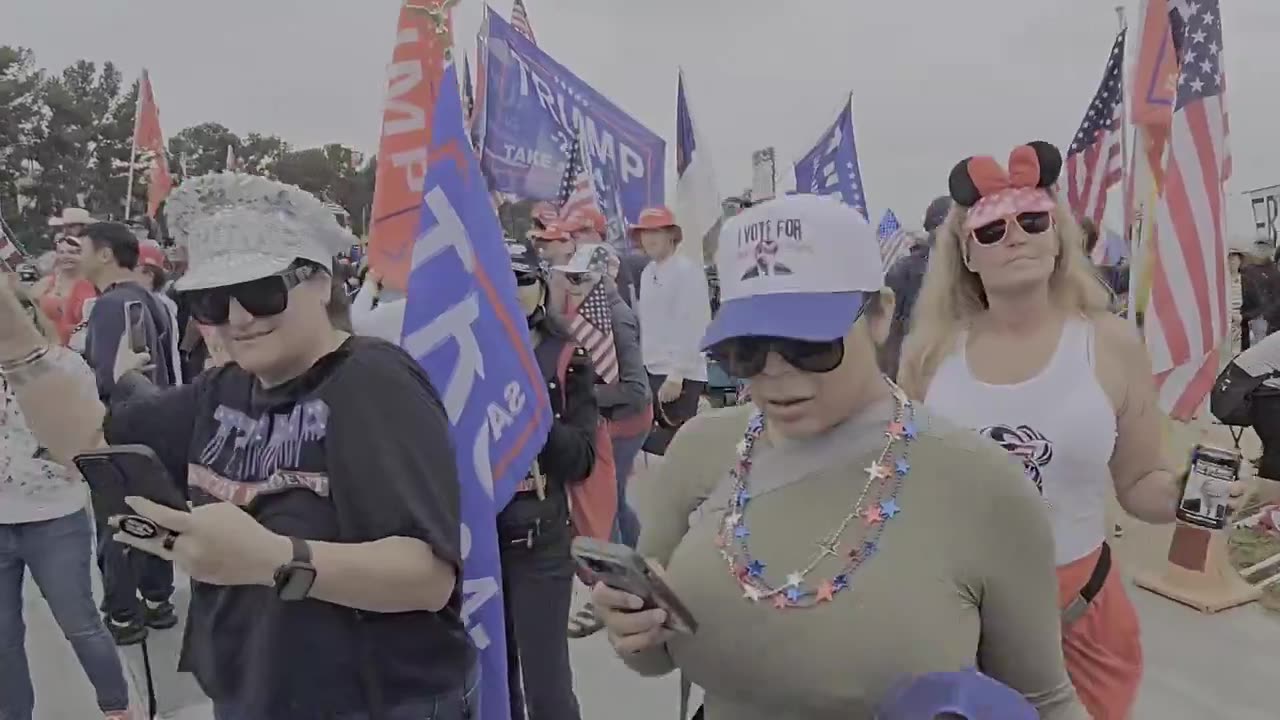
[701,194,885,350]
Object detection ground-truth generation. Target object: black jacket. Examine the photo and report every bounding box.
[498,315,599,533]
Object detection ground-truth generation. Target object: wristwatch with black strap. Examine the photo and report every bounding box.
[273,537,317,601]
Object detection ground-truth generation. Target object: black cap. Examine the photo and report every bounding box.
[505,238,543,277]
[923,196,952,233]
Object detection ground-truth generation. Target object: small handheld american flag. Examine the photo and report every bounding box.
[875,209,910,268]
[557,132,598,225]
[568,276,619,385]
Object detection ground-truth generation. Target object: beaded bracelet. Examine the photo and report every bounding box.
[0,345,51,376]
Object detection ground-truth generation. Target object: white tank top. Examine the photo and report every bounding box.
[925,317,1116,565]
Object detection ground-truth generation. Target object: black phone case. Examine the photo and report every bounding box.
[570,537,698,634]
[75,445,186,536]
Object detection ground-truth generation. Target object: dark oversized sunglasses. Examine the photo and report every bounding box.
[563,272,594,286]
[185,264,320,326]
[709,336,845,378]
[971,211,1054,246]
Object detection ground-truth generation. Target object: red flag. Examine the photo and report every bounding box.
[367,2,453,292]
[134,71,172,218]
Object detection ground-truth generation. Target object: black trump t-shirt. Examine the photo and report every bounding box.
[105,336,474,718]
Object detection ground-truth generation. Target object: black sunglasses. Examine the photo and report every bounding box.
[971,211,1054,246]
[514,272,540,287]
[563,272,595,286]
[709,336,845,378]
[185,264,320,326]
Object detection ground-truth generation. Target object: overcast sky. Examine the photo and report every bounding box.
[5,0,1278,232]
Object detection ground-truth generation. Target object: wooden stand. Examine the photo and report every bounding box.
[1134,522,1262,613]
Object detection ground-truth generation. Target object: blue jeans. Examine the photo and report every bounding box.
[96,511,173,621]
[0,510,131,718]
[610,430,648,549]
[212,666,480,720]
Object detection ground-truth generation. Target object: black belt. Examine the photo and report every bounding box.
[1061,542,1112,626]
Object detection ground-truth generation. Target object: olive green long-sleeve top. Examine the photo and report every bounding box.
[624,401,1087,720]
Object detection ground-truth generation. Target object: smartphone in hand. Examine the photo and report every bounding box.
[124,300,148,354]
[75,445,186,540]
[1176,445,1243,530]
[570,537,698,634]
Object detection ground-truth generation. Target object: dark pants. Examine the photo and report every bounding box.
[499,499,580,720]
[211,669,480,720]
[95,512,173,621]
[610,430,647,548]
[0,511,131,718]
[642,372,707,456]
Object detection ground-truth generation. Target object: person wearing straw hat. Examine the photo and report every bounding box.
[0,173,478,719]
[47,208,95,239]
[631,206,711,456]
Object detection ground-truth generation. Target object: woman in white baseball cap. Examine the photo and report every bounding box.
[592,193,1086,719]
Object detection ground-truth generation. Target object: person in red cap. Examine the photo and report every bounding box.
[630,206,711,456]
[132,238,185,385]
[566,208,608,246]
[530,222,576,269]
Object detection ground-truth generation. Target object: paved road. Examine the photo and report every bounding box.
[21,564,1280,720]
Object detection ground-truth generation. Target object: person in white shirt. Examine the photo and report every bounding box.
[0,335,133,720]
[632,206,711,455]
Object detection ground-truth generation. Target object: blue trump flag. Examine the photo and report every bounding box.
[401,58,553,720]
[477,9,665,225]
[793,97,869,219]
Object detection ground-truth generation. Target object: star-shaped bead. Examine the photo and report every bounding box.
[736,439,749,456]
[886,421,904,439]
[816,539,840,558]
[734,525,750,539]
[866,463,888,481]
[785,572,804,588]
[816,580,836,602]
[832,574,850,591]
[747,560,766,577]
[725,512,742,527]
[863,540,879,558]
[879,498,901,519]
[863,504,884,525]
[735,489,751,506]
[743,584,762,602]
[895,458,910,476]
[772,594,789,610]
[785,585,804,603]
[903,421,918,440]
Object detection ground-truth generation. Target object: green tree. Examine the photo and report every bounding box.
[238,132,288,177]
[0,46,47,251]
[168,122,240,179]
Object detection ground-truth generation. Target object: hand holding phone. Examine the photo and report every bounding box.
[571,537,697,637]
[1176,445,1245,530]
[75,445,186,541]
[124,300,148,354]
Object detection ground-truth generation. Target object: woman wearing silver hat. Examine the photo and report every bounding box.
[0,173,477,720]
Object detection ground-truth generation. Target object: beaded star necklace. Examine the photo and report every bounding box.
[717,378,917,609]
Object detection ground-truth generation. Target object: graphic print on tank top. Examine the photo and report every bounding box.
[978,424,1054,495]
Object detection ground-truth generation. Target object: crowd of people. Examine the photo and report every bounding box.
[0,139,1271,720]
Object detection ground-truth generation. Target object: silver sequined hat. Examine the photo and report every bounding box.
[165,172,354,292]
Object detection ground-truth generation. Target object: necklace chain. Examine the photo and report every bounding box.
[717,377,917,609]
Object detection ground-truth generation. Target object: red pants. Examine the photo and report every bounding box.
[1056,545,1143,720]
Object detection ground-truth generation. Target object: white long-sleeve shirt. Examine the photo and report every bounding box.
[350,279,407,345]
[637,253,710,382]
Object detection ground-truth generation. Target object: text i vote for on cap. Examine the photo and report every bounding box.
[716,194,885,300]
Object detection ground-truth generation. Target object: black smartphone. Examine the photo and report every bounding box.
[74,445,186,540]
[570,537,698,635]
[124,300,148,354]
[1176,444,1242,530]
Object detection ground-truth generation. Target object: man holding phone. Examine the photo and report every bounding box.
[78,221,179,644]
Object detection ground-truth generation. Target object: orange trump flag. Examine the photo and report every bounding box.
[367,1,456,291]
[134,70,172,218]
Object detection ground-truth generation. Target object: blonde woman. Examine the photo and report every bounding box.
[900,141,1244,720]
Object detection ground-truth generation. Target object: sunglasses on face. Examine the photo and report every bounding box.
[563,272,595,286]
[970,211,1054,246]
[709,336,846,378]
[514,272,540,287]
[185,264,319,326]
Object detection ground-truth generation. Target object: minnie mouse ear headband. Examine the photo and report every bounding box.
[948,141,1062,232]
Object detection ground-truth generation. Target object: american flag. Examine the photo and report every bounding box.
[0,218,24,269]
[1065,30,1126,229]
[876,209,910,268]
[568,278,619,384]
[1145,0,1232,421]
[557,130,599,224]
[511,0,536,44]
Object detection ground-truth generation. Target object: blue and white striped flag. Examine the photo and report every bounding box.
[876,209,910,268]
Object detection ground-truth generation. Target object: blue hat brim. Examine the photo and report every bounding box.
[700,292,871,350]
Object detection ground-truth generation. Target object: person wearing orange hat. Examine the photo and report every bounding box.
[567,208,608,245]
[530,222,577,269]
[132,239,183,383]
[630,206,711,456]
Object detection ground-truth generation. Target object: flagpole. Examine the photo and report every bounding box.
[1116,5,1138,330]
[123,70,143,220]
